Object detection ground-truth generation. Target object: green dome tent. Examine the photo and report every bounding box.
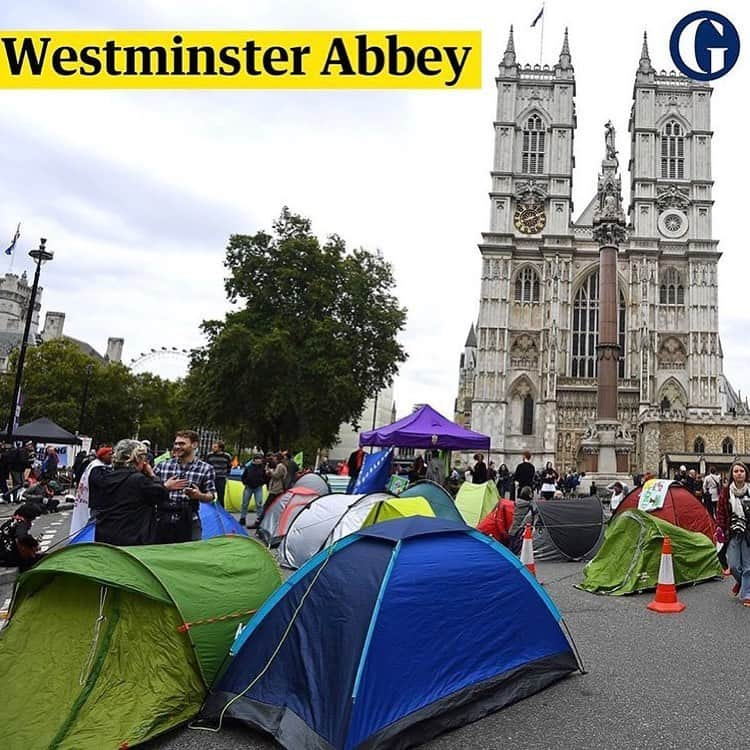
[455,480,499,526]
[0,537,282,750]
[578,509,722,595]
[360,496,440,528]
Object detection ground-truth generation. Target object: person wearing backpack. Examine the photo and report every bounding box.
[239,453,267,527]
[703,466,721,519]
[0,503,42,570]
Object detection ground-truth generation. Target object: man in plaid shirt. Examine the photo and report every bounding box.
[154,430,216,543]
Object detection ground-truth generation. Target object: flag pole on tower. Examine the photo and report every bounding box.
[531,4,545,64]
[4,222,20,271]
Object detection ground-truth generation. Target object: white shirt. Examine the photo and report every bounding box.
[69,459,105,536]
[703,473,721,502]
[610,491,624,512]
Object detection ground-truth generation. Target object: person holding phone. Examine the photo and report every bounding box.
[154,430,216,543]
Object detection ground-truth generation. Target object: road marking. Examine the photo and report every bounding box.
[38,530,56,552]
[0,597,11,630]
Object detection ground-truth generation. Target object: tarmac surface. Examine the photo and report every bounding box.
[1,504,745,749]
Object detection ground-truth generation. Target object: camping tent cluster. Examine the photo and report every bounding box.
[202,517,580,750]
[271,480,463,569]
[0,509,584,750]
[0,407,596,749]
[578,480,721,595]
[614,482,715,539]
[579,509,722,594]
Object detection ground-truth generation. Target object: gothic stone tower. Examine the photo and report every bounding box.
[628,35,730,472]
[464,31,735,474]
[469,27,576,469]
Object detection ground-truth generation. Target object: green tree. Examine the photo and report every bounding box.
[0,339,193,447]
[188,207,407,450]
[133,372,190,450]
[0,339,138,443]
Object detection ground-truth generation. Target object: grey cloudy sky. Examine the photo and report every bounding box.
[0,1,748,419]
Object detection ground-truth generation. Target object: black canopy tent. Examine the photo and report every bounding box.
[9,417,82,445]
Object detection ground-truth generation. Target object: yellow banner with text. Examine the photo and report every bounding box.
[0,30,481,89]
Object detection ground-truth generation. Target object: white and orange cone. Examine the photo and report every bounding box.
[647,536,686,614]
[520,523,536,578]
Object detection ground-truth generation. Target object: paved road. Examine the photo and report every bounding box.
[2,507,744,749]
[145,561,740,750]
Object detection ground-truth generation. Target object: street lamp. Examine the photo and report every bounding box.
[5,238,54,439]
[77,362,94,435]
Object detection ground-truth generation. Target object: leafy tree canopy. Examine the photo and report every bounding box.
[0,338,189,448]
[188,207,407,450]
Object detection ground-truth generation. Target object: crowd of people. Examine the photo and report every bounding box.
[238,449,299,528]
[452,451,584,501]
[672,463,722,519]
[0,442,62,510]
[5,433,750,608]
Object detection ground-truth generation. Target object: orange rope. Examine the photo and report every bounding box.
[178,608,258,633]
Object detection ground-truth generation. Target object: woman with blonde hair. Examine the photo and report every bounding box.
[716,460,750,606]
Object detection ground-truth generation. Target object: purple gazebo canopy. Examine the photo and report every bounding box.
[359,404,490,451]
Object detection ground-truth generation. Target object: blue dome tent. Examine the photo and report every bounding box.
[70,500,247,544]
[201,517,581,750]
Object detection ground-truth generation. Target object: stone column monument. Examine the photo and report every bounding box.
[580,122,633,491]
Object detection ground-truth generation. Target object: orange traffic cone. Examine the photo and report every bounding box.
[647,536,686,613]
[520,523,536,578]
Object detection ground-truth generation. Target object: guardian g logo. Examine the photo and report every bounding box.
[670,11,740,81]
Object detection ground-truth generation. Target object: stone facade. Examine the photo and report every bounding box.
[0,272,124,371]
[0,272,43,371]
[456,29,750,475]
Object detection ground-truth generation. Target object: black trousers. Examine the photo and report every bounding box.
[214,476,227,507]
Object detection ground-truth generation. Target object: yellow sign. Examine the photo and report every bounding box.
[0,31,481,89]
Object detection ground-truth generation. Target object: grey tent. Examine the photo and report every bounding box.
[10,417,81,445]
[532,497,605,561]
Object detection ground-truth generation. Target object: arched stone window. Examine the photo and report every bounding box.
[514,267,540,302]
[722,437,734,454]
[658,378,688,412]
[522,394,534,435]
[660,120,685,180]
[522,115,545,175]
[693,437,705,453]
[571,271,626,378]
[509,377,535,436]
[659,268,685,305]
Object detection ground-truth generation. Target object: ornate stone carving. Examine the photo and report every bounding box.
[593,221,627,246]
[510,333,539,369]
[582,424,598,440]
[592,139,627,246]
[514,180,548,202]
[656,185,690,211]
[658,336,687,369]
[511,376,533,398]
[658,378,688,411]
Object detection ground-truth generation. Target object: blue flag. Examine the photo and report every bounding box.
[4,222,20,256]
[351,447,394,495]
[531,6,544,28]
